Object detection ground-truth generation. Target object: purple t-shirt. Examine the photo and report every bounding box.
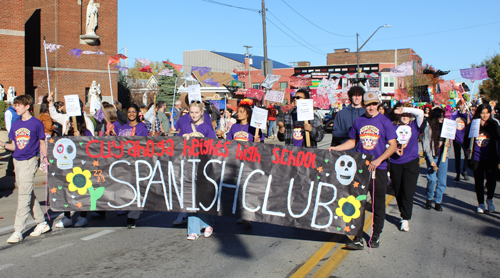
[117,122,149,136]
[390,121,420,164]
[473,131,491,161]
[451,111,471,144]
[84,130,93,137]
[9,116,45,160]
[175,112,211,131]
[349,113,397,170]
[178,120,216,138]
[226,123,265,142]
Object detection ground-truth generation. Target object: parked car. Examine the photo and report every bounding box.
[323,110,337,132]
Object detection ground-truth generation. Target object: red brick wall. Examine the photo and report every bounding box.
[0,0,26,99]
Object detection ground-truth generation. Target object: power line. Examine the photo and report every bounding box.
[267,10,327,55]
[201,0,259,13]
[280,0,354,38]
[266,17,325,56]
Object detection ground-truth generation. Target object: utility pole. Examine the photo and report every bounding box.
[261,0,268,78]
[244,45,252,89]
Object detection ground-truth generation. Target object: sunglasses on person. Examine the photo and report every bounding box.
[294,96,305,100]
[190,100,201,104]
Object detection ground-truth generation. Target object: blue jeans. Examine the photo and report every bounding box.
[187,213,213,235]
[426,156,448,204]
[268,120,275,137]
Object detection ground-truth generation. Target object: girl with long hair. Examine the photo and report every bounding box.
[465,104,500,213]
[423,108,450,211]
[226,99,264,142]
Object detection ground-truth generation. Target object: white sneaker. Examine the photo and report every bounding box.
[487,199,495,212]
[477,204,486,214]
[6,231,23,243]
[173,212,188,225]
[74,217,88,227]
[400,220,409,232]
[55,216,74,228]
[30,221,50,237]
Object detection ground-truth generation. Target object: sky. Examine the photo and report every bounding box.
[118,0,500,94]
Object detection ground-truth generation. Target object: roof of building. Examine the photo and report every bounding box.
[212,51,291,69]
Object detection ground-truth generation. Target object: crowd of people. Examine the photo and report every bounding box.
[2,87,498,250]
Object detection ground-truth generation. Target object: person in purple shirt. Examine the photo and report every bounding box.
[117,104,149,137]
[0,95,50,243]
[226,100,264,143]
[450,100,472,181]
[464,104,500,213]
[329,91,397,250]
[390,103,424,232]
[180,101,216,240]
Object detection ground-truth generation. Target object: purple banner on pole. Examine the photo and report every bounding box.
[460,66,488,80]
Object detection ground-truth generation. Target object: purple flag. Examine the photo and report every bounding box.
[203,78,219,87]
[82,50,105,55]
[44,43,63,53]
[192,66,211,76]
[460,66,488,81]
[136,58,151,66]
[158,68,174,76]
[94,107,105,122]
[69,48,82,58]
[114,66,129,71]
[210,100,220,110]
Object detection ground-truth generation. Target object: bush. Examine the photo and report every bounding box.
[88,116,97,132]
[0,101,8,130]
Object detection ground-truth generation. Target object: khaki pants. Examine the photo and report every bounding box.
[13,156,45,233]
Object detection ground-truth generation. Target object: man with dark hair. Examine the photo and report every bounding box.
[114,100,127,125]
[451,100,471,181]
[156,100,170,135]
[277,88,324,147]
[331,86,365,149]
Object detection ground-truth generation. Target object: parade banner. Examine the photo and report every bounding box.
[47,136,372,235]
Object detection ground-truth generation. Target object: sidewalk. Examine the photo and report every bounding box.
[0,130,47,191]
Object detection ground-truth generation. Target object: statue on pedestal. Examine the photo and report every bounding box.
[6,87,15,103]
[80,0,100,45]
[89,81,101,114]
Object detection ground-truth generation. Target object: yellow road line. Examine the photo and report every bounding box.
[292,194,396,278]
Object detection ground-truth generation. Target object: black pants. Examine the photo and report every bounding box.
[472,161,497,204]
[356,169,388,237]
[453,141,467,175]
[390,158,419,220]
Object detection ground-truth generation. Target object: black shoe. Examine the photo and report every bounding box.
[127,218,136,229]
[369,234,380,248]
[425,200,432,210]
[345,237,364,250]
[462,172,469,181]
[6,171,15,176]
[435,203,443,211]
[454,175,460,181]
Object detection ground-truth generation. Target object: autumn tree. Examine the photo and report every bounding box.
[473,53,500,101]
[157,62,181,111]
[127,61,164,80]
[404,63,444,96]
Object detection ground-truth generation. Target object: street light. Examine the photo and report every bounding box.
[355,24,391,85]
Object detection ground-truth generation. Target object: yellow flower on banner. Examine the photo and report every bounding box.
[336,195,361,223]
[66,167,92,195]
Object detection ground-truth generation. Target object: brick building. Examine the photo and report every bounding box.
[0,0,117,111]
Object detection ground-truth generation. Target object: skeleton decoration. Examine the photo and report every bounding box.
[53,138,77,170]
[396,125,412,156]
[335,155,357,185]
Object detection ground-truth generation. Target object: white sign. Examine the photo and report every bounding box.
[440,118,457,140]
[188,84,202,103]
[296,99,314,122]
[250,106,268,130]
[64,95,82,117]
[264,90,285,103]
[469,118,480,138]
[143,104,155,125]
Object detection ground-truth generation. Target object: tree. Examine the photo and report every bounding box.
[473,53,500,101]
[127,61,164,80]
[117,71,131,109]
[404,63,444,96]
[157,62,181,111]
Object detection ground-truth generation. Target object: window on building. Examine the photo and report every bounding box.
[85,87,90,104]
[383,77,395,88]
[279,82,288,90]
[242,82,245,88]
[252,83,261,89]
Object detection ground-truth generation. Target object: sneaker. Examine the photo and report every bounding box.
[55,216,73,228]
[462,172,469,181]
[345,237,364,250]
[400,220,410,232]
[204,226,213,238]
[74,217,88,227]
[487,199,495,212]
[187,233,199,240]
[435,203,443,211]
[369,234,380,248]
[477,204,486,213]
[127,218,136,229]
[6,231,23,243]
[173,212,188,226]
[454,175,460,181]
[30,221,50,237]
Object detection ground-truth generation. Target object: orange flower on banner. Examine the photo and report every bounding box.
[50,187,57,193]
[76,202,82,208]
[353,182,359,188]
[344,226,351,232]
[317,166,323,173]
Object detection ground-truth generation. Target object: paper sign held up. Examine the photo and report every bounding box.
[188,84,202,103]
[264,90,285,103]
[296,99,314,122]
[64,95,82,117]
[250,106,268,130]
[469,119,480,138]
[440,118,457,140]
